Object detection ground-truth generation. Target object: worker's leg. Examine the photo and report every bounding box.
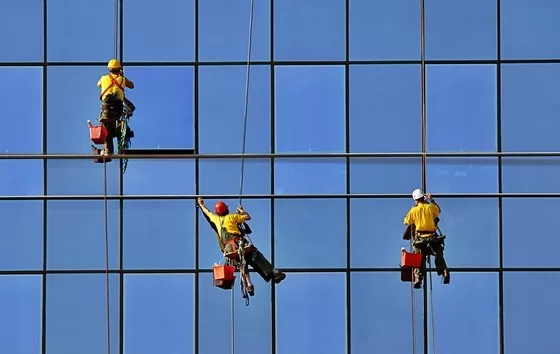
[413,245,425,289]
[432,243,450,284]
[247,250,286,284]
[101,119,116,155]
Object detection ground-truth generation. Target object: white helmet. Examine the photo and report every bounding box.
[412,188,424,200]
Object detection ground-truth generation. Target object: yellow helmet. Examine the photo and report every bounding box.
[107,59,121,69]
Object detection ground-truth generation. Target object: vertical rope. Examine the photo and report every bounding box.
[103,157,111,354]
[231,287,235,354]
[238,0,256,206]
[113,0,118,58]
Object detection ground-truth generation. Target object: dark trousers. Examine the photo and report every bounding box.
[100,95,125,154]
[246,250,276,283]
[413,236,448,281]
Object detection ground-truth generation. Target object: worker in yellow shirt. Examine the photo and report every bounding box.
[96,59,135,156]
[197,198,286,297]
[404,189,450,288]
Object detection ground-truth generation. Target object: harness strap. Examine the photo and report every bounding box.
[100,74,125,100]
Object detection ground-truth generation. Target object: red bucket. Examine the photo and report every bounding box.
[401,250,423,268]
[89,125,108,144]
[213,264,236,290]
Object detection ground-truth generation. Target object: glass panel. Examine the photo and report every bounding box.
[122,66,194,149]
[501,0,560,59]
[350,158,422,194]
[0,160,43,196]
[426,158,499,194]
[274,158,346,195]
[501,64,560,152]
[351,272,423,352]
[46,159,120,195]
[123,200,195,269]
[276,273,346,354]
[430,272,499,354]
[46,200,119,270]
[46,274,119,354]
[274,0,345,61]
[503,272,560,354]
[349,64,421,152]
[198,159,270,196]
[503,198,560,267]
[47,0,114,61]
[123,160,195,195]
[425,0,497,60]
[275,65,345,153]
[0,0,43,62]
[198,0,270,62]
[502,158,560,193]
[123,274,194,354]
[275,199,346,268]
[198,273,272,354]
[198,66,271,154]
[0,201,43,271]
[426,65,497,152]
[349,0,420,60]
[0,275,42,354]
[0,67,42,153]
[123,0,194,62]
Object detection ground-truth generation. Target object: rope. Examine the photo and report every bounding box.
[428,258,437,354]
[238,0,256,207]
[409,232,416,354]
[103,156,111,354]
[113,0,118,58]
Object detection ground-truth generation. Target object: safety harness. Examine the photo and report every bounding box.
[99,74,125,101]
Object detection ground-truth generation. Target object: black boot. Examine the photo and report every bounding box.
[443,270,450,284]
[273,270,286,284]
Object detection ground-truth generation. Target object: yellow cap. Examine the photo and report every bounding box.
[107,59,121,69]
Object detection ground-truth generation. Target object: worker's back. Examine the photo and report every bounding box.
[405,203,440,232]
[98,74,127,101]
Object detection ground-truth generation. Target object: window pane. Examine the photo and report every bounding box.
[349,0,419,60]
[123,160,195,195]
[501,0,560,59]
[0,160,42,196]
[0,67,42,153]
[198,199,270,269]
[275,66,345,153]
[124,274,194,354]
[199,0,270,62]
[502,158,560,193]
[504,272,560,354]
[435,198,499,267]
[46,274,119,354]
[47,66,106,153]
[425,0,496,60]
[427,65,497,152]
[275,199,346,268]
[503,198,560,267]
[501,64,560,151]
[427,158,499,193]
[47,201,119,270]
[0,201,42,271]
[274,158,346,195]
[0,275,41,354]
[274,0,345,61]
[198,66,270,154]
[47,159,120,195]
[276,273,346,354]
[350,158,422,194]
[123,66,194,149]
[349,65,421,152]
[0,0,42,62]
[431,273,499,354]
[47,0,114,61]
[123,0,194,62]
[351,198,420,268]
[198,159,270,195]
[198,273,271,354]
[351,272,423,353]
[124,200,195,270]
